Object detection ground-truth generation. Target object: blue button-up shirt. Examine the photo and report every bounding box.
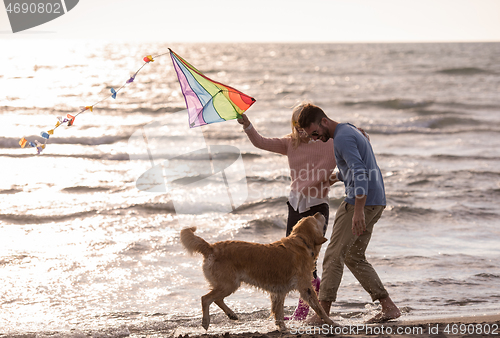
[334,123,386,206]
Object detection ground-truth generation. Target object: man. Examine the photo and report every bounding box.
[297,103,400,324]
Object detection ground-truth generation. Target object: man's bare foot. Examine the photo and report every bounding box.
[365,309,401,323]
[365,296,401,323]
[306,300,335,326]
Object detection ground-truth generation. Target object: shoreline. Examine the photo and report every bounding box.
[174,313,500,338]
[399,313,500,325]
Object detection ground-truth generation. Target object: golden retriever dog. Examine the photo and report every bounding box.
[180,212,334,331]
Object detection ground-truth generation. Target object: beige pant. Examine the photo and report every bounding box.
[319,201,389,302]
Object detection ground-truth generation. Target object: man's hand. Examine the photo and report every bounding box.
[352,208,366,236]
[357,127,370,142]
[329,173,339,186]
[352,195,367,236]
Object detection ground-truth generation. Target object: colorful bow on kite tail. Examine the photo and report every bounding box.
[18,108,91,154]
[18,49,255,154]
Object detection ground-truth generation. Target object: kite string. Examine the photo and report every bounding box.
[20,53,169,153]
[76,59,153,117]
[153,52,171,59]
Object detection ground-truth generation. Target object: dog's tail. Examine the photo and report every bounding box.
[180,227,213,257]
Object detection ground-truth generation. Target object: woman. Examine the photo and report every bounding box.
[238,102,338,321]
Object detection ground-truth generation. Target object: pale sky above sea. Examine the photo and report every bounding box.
[1,0,500,42]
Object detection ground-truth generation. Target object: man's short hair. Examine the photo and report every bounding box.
[297,103,327,129]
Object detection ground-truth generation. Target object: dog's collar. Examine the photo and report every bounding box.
[298,236,315,257]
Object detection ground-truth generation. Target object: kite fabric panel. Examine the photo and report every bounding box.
[169,49,256,128]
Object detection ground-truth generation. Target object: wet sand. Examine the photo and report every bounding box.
[174,314,500,338]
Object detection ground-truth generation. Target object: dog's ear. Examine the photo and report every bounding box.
[316,237,328,245]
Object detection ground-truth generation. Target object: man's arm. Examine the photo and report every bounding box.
[337,131,369,236]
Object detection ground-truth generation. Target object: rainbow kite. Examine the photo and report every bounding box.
[18,49,256,153]
[169,49,255,128]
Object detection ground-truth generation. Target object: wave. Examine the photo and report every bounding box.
[0,135,128,148]
[0,201,176,225]
[449,169,500,178]
[79,153,131,161]
[232,196,288,214]
[170,174,212,186]
[40,135,127,146]
[489,188,500,196]
[241,152,263,159]
[386,202,499,223]
[384,205,437,220]
[342,99,500,118]
[0,105,80,115]
[171,150,241,162]
[426,116,482,129]
[414,108,461,116]
[0,137,28,148]
[378,153,500,162]
[120,241,152,255]
[203,129,244,141]
[0,254,31,267]
[245,174,291,184]
[474,273,500,280]
[1,152,131,161]
[374,253,499,273]
[0,188,23,194]
[444,299,488,306]
[62,186,112,193]
[0,210,98,225]
[434,101,500,111]
[241,216,286,232]
[424,278,480,287]
[449,206,500,221]
[343,98,434,110]
[33,65,57,71]
[432,155,500,162]
[406,179,432,186]
[437,67,493,75]
[130,106,185,115]
[367,116,498,135]
[122,201,176,214]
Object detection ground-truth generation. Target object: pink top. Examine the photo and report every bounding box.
[245,124,337,212]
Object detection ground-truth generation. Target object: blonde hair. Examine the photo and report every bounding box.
[287,101,312,149]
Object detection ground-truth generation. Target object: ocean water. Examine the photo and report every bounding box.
[1,41,499,337]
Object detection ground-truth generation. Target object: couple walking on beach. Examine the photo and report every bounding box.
[238,102,401,324]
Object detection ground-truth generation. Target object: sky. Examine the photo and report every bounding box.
[1,0,500,43]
